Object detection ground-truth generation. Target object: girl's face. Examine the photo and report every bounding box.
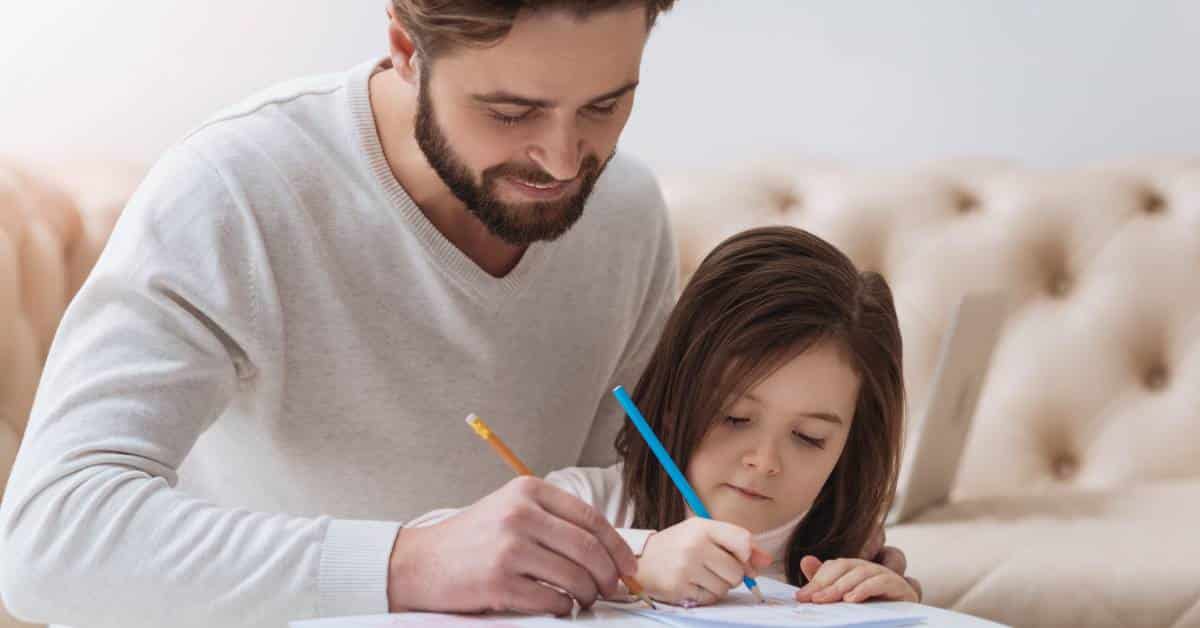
[686,340,861,534]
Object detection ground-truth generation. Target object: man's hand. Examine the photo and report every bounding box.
[386,476,638,616]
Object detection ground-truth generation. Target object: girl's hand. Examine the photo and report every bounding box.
[794,556,919,604]
[637,518,772,606]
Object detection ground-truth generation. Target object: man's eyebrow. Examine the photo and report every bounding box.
[471,80,640,108]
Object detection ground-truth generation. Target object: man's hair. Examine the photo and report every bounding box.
[391,0,676,60]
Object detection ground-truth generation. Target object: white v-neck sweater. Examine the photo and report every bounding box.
[0,58,678,628]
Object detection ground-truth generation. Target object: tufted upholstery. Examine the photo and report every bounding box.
[0,161,140,628]
[661,158,1200,628]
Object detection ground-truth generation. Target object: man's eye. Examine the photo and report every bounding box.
[488,109,532,126]
[585,100,619,116]
[725,416,750,427]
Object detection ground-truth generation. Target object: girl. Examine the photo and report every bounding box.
[413,225,916,607]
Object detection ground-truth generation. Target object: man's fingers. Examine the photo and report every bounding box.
[875,545,907,576]
[528,504,622,600]
[500,577,575,616]
[518,544,600,609]
[532,481,638,576]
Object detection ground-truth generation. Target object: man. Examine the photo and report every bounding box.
[0,2,911,626]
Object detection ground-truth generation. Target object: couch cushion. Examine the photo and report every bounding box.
[888,478,1200,628]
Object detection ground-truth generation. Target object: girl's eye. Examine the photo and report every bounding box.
[724,416,750,427]
[488,109,533,126]
[793,432,827,449]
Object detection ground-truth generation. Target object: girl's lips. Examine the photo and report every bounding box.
[724,483,771,500]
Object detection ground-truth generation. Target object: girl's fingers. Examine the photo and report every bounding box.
[875,545,907,575]
[702,542,751,586]
[845,573,917,603]
[812,565,878,602]
[686,581,721,607]
[807,558,859,590]
[691,562,735,602]
[794,555,824,602]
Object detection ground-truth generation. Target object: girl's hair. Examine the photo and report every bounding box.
[615,226,905,585]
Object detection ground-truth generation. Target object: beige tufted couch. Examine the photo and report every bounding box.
[661,159,1200,628]
[3,158,1199,628]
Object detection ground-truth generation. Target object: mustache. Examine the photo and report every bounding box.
[484,154,603,185]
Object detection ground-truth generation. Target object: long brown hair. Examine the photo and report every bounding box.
[615,226,905,585]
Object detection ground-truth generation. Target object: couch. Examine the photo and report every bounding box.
[3,157,1198,627]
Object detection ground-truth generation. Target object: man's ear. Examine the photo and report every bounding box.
[386,3,420,85]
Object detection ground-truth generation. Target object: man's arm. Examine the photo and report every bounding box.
[0,145,398,627]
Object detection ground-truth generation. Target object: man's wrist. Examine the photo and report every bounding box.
[387,524,429,612]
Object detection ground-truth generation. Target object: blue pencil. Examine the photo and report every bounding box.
[612,386,767,603]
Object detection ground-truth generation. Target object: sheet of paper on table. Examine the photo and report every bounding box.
[592,577,925,628]
[291,578,926,628]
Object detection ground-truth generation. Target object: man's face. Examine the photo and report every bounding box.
[413,6,649,246]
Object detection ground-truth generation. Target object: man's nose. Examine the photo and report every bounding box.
[527,120,583,181]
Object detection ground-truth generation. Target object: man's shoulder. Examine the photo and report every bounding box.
[176,62,369,175]
[578,151,671,243]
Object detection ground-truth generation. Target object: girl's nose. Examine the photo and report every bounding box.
[742,440,782,476]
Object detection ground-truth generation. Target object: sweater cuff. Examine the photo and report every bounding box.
[617,528,656,556]
[318,518,403,617]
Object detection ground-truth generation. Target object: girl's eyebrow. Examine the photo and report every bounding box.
[742,392,844,425]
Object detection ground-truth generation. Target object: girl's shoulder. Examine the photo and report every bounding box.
[543,463,624,502]
[544,464,631,524]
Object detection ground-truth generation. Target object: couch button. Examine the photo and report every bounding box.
[772,190,801,214]
[1144,192,1166,215]
[957,192,979,214]
[1051,453,1079,481]
[1144,363,1169,390]
[1048,273,1073,298]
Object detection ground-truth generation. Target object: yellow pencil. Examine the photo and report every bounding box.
[465,413,657,610]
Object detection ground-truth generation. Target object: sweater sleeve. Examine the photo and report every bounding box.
[0,144,399,627]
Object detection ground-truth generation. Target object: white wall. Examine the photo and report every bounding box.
[2,1,1198,171]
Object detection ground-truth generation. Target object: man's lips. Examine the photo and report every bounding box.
[724,483,772,500]
[504,176,574,199]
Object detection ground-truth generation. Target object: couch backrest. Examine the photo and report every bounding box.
[660,159,1200,498]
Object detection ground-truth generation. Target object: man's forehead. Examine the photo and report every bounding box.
[429,6,648,105]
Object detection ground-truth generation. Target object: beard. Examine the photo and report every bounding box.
[414,72,612,247]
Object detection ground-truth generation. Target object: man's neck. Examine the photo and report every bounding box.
[368,67,526,278]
